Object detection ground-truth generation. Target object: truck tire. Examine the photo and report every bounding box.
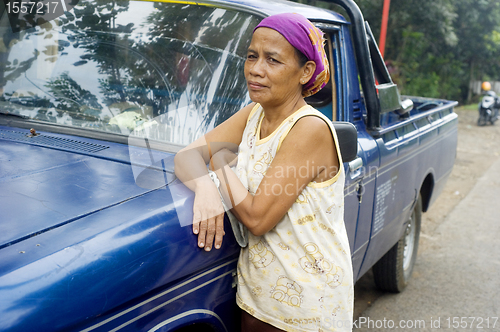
[372,195,422,292]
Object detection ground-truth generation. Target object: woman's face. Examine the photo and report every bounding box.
[244,28,312,108]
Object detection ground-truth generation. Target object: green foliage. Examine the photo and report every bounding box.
[289,0,500,103]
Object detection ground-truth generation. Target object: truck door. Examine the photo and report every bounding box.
[339,26,378,281]
[308,25,378,281]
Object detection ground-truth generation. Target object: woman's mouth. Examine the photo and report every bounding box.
[248,81,266,90]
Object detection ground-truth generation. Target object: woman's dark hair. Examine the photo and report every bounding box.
[295,48,308,67]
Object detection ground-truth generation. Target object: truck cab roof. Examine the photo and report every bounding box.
[193,0,348,23]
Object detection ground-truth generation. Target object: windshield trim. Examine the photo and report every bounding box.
[137,0,268,19]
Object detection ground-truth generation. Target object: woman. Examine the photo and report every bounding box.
[174,13,353,332]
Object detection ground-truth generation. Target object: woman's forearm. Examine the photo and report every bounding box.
[214,164,249,210]
[214,164,271,236]
[174,148,212,192]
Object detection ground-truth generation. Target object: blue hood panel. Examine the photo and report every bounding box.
[0,127,241,331]
[0,128,174,248]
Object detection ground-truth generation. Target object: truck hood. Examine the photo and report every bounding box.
[0,126,240,332]
[0,127,176,249]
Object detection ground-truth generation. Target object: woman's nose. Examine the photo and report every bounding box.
[248,57,265,78]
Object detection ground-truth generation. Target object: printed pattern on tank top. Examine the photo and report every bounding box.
[235,103,354,332]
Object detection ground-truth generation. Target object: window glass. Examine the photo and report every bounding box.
[305,32,336,116]
[0,0,260,147]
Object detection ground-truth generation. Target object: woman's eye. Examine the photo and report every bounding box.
[268,57,279,63]
[247,54,257,59]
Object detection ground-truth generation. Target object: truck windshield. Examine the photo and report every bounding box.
[0,0,259,148]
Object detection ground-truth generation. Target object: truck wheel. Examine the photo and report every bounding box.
[372,195,422,292]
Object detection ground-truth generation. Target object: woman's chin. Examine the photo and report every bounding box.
[248,92,267,104]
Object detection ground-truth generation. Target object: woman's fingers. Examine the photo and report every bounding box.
[192,210,201,235]
[214,213,225,249]
[198,218,207,248]
[203,215,215,251]
[199,212,225,251]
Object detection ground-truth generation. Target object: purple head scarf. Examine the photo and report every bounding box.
[254,13,330,97]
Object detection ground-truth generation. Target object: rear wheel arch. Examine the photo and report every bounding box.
[420,173,434,213]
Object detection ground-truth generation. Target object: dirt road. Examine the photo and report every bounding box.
[353,106,500,329]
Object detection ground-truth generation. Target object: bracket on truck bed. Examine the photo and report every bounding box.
[326,0,413,128]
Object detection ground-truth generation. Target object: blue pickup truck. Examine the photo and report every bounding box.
[0,0,458,331]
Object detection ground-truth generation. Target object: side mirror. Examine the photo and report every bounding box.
[333,122,358,163]
[377,83,414,116]
[377,83,401,113]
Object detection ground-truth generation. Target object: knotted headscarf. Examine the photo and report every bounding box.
[254,13,330,97]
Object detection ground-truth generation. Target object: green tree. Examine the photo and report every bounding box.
[452,0,500,102]
[290,0,500,103]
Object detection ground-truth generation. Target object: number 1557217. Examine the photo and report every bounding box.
[5,1,64,15]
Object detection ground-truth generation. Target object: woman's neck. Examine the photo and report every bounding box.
[258,96,307,140]
[261,95,306,124]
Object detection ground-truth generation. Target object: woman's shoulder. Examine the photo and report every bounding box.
[293,114,332,137]
[274,105,333,151]
[292,106,333,134]
[275,113,333,155]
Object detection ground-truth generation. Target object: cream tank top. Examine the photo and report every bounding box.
[235,103,354,332]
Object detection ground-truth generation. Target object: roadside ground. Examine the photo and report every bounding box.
[353,105,500,324]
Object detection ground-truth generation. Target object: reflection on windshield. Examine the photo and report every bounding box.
[0,0,258,147]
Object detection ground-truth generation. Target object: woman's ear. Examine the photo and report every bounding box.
[301,61,316,85]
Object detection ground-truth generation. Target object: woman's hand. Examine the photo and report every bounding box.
[192,177,226,251]
[191,148,237,251]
